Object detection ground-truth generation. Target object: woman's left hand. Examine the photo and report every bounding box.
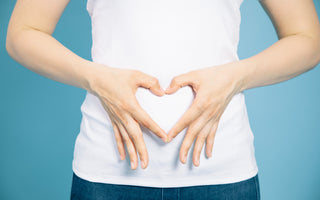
[165,61,244,167]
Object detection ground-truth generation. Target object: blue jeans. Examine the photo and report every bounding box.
[70,173,260,200]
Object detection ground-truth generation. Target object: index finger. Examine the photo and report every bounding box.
[130,99,168,143]
[167,97,205,142]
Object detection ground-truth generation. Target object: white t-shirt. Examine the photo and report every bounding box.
[72,0,258,187]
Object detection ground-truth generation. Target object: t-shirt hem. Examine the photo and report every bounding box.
[72,163,259,188]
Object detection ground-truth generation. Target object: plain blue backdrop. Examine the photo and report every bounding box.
[1,0,320,199]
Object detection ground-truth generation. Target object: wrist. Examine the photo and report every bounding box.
[80,60,114,96]
[230,58,256,93]
[76,59,94,93]
[78,59,102,94]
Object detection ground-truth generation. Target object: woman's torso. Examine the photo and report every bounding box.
[72,0,258,187]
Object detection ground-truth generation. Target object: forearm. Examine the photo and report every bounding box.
[236,34,320,92]
[6,28,96,93]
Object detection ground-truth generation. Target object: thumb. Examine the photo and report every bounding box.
[136,72,165,96]
[165,73,194,94]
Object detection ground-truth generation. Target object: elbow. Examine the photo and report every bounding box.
[306,33,320,70]
[5,27,20,60]
[310,30,320,69]
[5,33,14,58]
[312,39,320,70]
[317,43,320,68]
[301,34,320,70]
[6,28,25,61]
[279,29,320,70]
[6,21,26,59]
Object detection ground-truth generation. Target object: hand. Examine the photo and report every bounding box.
[165,62,243,167]
[87,63,168,170]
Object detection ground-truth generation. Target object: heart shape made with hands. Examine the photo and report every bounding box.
[135,85,195,135]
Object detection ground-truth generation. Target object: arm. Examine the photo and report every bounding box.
[164,0,320,166]
[6,0,93,92]
[237,0,320,92]
[6,0,168,170]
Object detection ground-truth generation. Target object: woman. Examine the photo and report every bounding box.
[6,0,320,199]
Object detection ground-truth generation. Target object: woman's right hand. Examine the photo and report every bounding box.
[87,63,168,170]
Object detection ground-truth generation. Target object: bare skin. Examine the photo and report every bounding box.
[5,0,168,170]
[165,0,320,166]
[6,0,320,170]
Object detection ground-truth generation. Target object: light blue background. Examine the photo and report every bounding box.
[1,0,319,199]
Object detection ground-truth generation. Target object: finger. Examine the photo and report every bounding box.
[100,101,127,160]
[117,121,139,170]
[192,120,213,167]
[167,97,207,142]
[165,72,197,94]
[130,98,168,142]
[97,91,141,169]
[205,121,219,158]
[179,113,211,164]
[122,115,149,169]
[135,71,165,96]
[110,118,126,160]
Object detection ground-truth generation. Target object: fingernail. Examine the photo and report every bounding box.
[166,137,171,143]
[195,159,200,166]
[131,162,135,169]
[161,135,168,143]
[141,160,146,169]
[159,88,165,95]
[182,156,187,163]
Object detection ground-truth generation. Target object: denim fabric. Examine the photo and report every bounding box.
[70,173,260,200]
